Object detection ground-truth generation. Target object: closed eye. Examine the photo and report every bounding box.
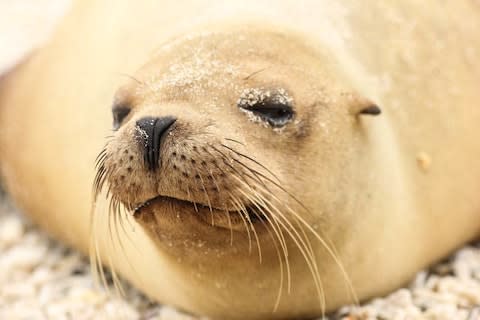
[112,104,131,130]
[241,102,294,127]
[237,88,295,128]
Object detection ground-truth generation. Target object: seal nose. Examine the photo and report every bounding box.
[136,116,176,171]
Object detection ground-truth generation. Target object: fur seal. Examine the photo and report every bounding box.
[1,1,480,319]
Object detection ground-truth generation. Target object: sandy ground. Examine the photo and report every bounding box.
[0,193,479,320]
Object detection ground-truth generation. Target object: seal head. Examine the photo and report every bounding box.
[94,26,379,319]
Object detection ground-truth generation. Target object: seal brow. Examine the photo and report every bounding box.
[243,67,269,81]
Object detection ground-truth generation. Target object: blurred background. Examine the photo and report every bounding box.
[0,0,71,75]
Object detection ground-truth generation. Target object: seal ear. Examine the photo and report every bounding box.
[359,104,381,116]
[350,96,382,117]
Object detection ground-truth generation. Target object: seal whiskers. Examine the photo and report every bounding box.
[227,195,253,254]
[223,164,324,312]
[90,145,113,296]
[223,175,290,308]
[229,193,263,263]
[248,179,353,310]
[208,169,235,245]
[236,189,289,312]
[219,140,358,307]
[215,140,347,315]
[196,170,214,225]
[233,179,326,314]
[91,147,142,302]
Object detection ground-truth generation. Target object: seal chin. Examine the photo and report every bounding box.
[132,194,264,232]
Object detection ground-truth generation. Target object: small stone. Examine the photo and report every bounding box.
[0,215,24,248]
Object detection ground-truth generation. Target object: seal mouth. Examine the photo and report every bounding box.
[132,195,265,231]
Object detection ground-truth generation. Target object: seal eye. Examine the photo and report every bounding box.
[112,104,131,130]
[238,88,295,128]
[242,102,294,127]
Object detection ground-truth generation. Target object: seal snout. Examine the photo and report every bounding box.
[135,116,176,171]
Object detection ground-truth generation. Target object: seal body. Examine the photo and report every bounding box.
[1,1,480,319]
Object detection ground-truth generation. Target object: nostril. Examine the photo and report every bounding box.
[136,116,176,171]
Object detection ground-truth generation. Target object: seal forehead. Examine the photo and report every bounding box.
[129,28,334,101]
[134,56,242,101]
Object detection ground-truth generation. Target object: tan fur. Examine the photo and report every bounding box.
[1,1,480,319]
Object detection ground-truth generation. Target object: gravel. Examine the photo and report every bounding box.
[0,194,479,320]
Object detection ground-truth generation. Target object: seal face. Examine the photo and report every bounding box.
[95,29,369,243]
[91,28,382,317]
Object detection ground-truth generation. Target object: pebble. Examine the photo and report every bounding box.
[0,214,24,248]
